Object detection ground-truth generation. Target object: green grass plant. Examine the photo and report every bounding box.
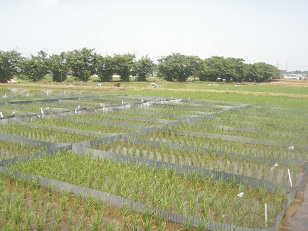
[0,80,307,230]
[0,122,104,143]
[10,151,287,228]
[92,137,301,185]
[0,140,42,161]
[0,172,183,231]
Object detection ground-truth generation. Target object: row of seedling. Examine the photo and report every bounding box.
[228,104,306,120]
[150,103,221,115]
[9,150,287,228]
[0,172,181,231]
[207,106,308,135]
[114,106,192,120]
[61,97,144,106]
[0,140,43,161]
[0,122,104,143]
[133,130,306,162]
[0,103,66,115]
[92,138,300,185]
[171,122,307,145]
[154,101,235,113]
[27,116,135,133]
[67,111,167,126]
[200,116,306,135]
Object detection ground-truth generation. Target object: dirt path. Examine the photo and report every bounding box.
[282,182,308,231]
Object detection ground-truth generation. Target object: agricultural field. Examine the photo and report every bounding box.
[0,81,307,230]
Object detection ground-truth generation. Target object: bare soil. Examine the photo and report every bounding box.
[259,79,308,86]
[279,180,308,231]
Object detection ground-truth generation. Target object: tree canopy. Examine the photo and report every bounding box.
[47,52,69,82]
[96,55,115,82]
[20,51,49,82]
[132,56,155,81]
[112,54,135,81]
[0,48,281,83]
[0,50,23,83]
[198,56,244,82]
[158,53,202,82]
[66,48,97,82]
[243,62,280,82]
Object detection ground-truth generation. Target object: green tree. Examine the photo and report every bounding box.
[187,55,203,81]
[0,50,23,83]
[224,57,244,82]
[132,56,155,81]
[198,56,244,82]
[20,51,49,82]
[96,55,115,82]
[255,62,280,81]
[243,63,258,82]
[197,56,221,81]
[47,52,69,82]
[157,53,201,82]
[66,48,97,82]
[113,54,136,81]
[243,62,279,82]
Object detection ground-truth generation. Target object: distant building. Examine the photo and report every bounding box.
[283,74,307,80]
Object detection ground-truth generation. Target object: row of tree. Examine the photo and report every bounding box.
[0,48,280,83]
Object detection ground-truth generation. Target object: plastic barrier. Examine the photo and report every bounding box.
[0,94,306,230]
[0,154,306,231]
[72,146,290,192]
[168,130,308,150]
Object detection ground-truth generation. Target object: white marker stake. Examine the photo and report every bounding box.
[288,169,293,187]
[265,203,268,227]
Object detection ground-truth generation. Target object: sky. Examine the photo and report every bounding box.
[1,0,308,71]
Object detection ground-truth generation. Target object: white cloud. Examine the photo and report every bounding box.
[33,0,59,8]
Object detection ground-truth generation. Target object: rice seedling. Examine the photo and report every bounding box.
[92,137,301,185]
[0,172,186,230]
[0,140,43,161]
[10,150,287,228]
[0,84,307,230]
[0,122,104,143]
